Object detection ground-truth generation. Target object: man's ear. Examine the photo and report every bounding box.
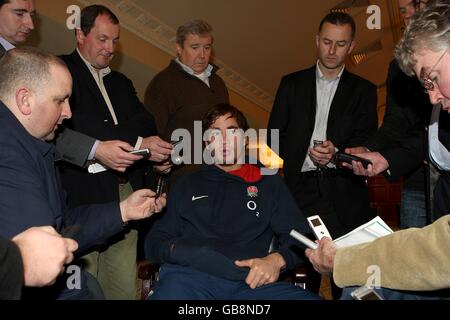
[348,40,356,55]
[75,28,85,45]
[316,34,320,49]
[16,88,32,116]
[175,43,183,57]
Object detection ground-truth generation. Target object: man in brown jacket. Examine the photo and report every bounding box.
[144,19,229,183]
[306,2,450,300]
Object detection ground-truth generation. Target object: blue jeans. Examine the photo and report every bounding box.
[148,264,321,300]
[341,286,450,300]
[399,189,427,229]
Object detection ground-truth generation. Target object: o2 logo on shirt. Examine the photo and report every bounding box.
[247,201,261,218]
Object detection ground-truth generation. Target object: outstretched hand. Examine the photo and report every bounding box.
[120,189,167,223]
[95,140,143,172]
[344,148,389,177]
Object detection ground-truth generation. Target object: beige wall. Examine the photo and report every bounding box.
[31,0,269,129]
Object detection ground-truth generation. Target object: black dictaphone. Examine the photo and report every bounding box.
[334,152,373,169]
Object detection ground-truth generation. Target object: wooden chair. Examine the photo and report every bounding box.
[137,261,160,300]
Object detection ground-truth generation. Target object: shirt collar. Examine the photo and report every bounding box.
[0,37,15,51]
[316,60,345,81]
[175,58,213,79]
[76,48,112,77]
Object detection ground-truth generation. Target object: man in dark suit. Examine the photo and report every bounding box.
[268,12,378,297]
[57,5,170,300]
[346,0,433,229]
[0,47,166,299]
[347,0,450,223]
[307,3,450,300]
[0,0,35,55]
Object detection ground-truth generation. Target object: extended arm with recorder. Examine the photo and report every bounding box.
[334,151,372,169]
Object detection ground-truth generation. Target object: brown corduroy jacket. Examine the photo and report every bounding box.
[334,215,450,291]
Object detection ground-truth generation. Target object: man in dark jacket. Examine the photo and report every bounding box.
[0,47,165,299]
[57,5,171,300]
[267,12,378,298]
[345,0,434,229]
[347,0,450,224]
[145,104,319,300]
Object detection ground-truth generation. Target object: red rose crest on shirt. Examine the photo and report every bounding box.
[247,186,258,198]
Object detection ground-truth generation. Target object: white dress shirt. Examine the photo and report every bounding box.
[302,62,344,172]
[429,104,450,171]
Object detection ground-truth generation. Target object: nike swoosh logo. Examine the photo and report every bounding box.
[192,195,209,201]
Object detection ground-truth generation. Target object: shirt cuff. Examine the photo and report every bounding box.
[327,147,339,168]
[88,140,101,161]
[135,136,143,150]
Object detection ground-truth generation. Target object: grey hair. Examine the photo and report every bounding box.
[0,47,67,100]
[395,2,450,76]
[176,19,213,47]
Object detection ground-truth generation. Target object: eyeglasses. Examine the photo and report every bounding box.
[420,50,447,92]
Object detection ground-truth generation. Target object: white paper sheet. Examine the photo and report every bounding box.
[333,216,394,248]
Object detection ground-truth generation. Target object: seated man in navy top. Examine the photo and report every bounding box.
[145,104,319,300]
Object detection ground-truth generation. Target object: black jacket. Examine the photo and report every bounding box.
[0,237,23,300]
[268,66,378,234]
[0,43,6,58]
[58,50,156,207]
[0,101,124,299]
[366,60,432,186]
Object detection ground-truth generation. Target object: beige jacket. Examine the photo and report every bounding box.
[334,215,450,291]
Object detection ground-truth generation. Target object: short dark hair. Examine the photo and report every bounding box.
[80,5,119,36]
[319,12,356,39]
[176,19,213,47]
[202,104,249,132]
[0,0,10,8]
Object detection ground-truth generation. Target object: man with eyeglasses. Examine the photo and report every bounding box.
[346,0,450,225]
[363,0,433,230]
[306,2,450,300]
